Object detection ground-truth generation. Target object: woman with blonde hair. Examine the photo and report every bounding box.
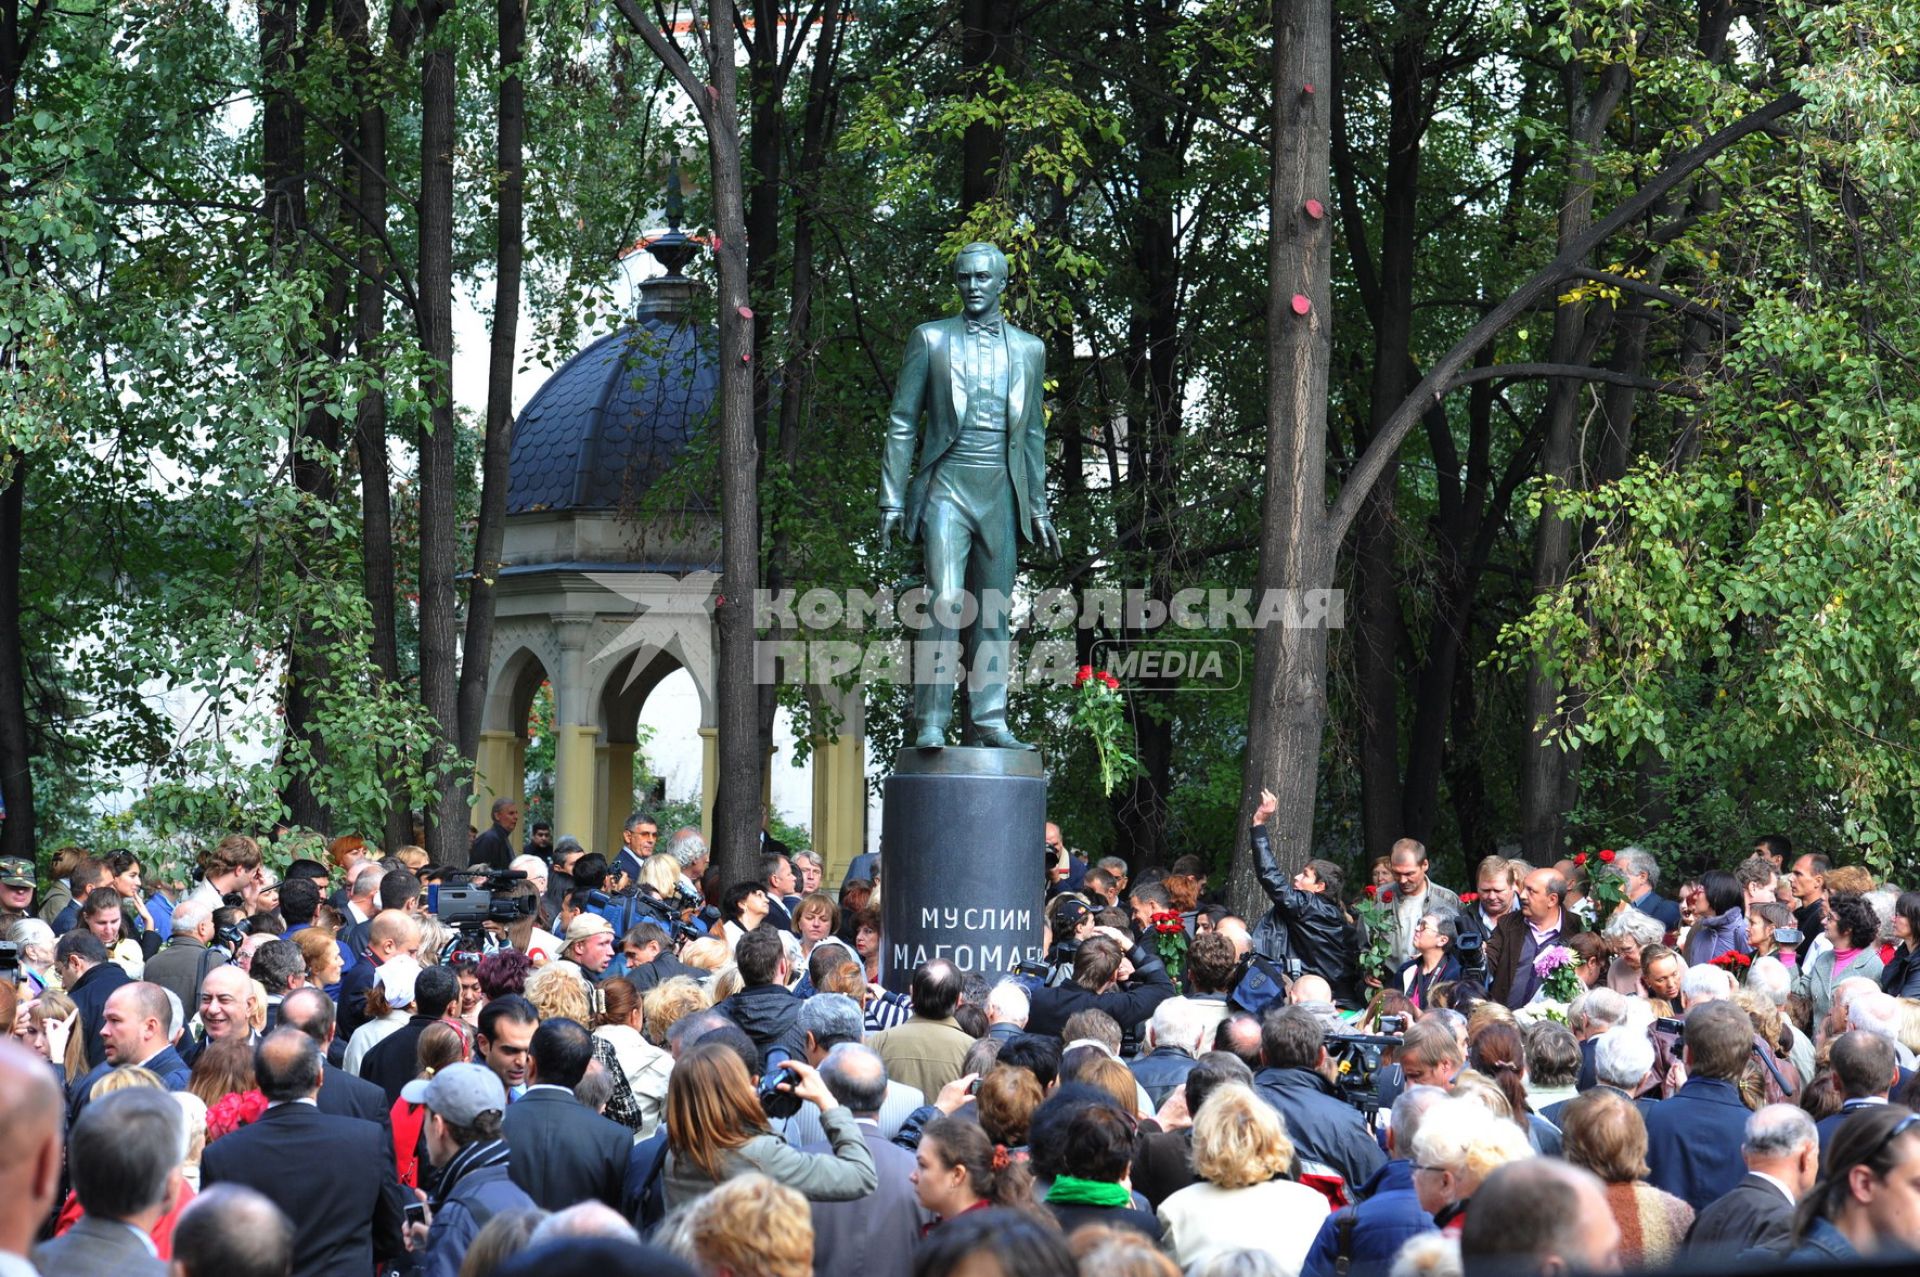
[681,1173,813,1277]
[1157,1083,1330,1270]
[640,975,710,1048]
[662,1041,875,1207]
[1408,1097,1535,1234]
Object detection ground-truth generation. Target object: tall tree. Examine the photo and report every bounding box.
[414,0,466,862]
[456,0,527,768]
[611,0,760,885]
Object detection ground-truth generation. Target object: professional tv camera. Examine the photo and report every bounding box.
[1325,1027,1402,1120]
[431,868,538,955]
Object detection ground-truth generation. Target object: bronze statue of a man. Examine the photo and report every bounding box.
[880,242,1058,750]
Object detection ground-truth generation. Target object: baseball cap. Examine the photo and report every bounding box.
[400,1061,507,1123]
[564,913,614,946]
[0,858,32,888]
[375,955,422,1008]
[1053,900,1090,930]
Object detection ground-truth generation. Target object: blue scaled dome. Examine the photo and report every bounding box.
[507,224,714,516]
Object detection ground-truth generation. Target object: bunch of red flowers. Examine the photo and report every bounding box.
[1075,665,1120,691]
[1571,848,1618,867]
[1148,910,1188,978]
[1362,884,1396,903]
[1458,892,1480,905]
[1709,950,1753,972]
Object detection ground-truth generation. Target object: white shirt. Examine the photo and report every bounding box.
[1750,1169,1797,1205]
[0,1252,40,1277]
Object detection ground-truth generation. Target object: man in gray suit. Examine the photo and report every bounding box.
[880,242,1059,750]
[804,1044,925,1277]
[33,1088,183,1277]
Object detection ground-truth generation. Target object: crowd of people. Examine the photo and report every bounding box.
[3,799,1920,1277]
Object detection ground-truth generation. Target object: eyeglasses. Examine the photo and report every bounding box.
[1411,1164,1447,1176]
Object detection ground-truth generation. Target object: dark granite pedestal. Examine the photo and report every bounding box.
[878,746,1048,992]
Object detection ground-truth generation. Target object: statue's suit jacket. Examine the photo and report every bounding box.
[880,315,1048,543]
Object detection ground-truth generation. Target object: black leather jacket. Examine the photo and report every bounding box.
[1249,824,1359,1003]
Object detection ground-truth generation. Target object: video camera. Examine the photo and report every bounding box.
[430,868,538,930]
[1325,1031,1399,1118]
[1454,927,1485,975]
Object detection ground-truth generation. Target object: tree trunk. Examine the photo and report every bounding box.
[345,0,414,850]
[456,0,524,766]
[0,457,33,863]
[1519,60,1628,861]
[1232,0,1334,910]
[414,0,466,864]
[959,0,1016,210]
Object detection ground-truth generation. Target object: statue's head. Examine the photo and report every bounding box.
[953,242,1008,319]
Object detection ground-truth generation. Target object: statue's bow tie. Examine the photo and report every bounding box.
[965,317,1002,336]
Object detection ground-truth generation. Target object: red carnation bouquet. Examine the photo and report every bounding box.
[1709,950,1752,974]
[1070,666,1142,796]
[1149,910,1189,980]
[206,1089,268,1142]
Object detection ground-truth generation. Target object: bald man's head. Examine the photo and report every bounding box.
[0,1040,64,1252]
[255,1028,322,1103]
[198,964,256,1043]
[367,909,420,961]
[101,982,172,1066]
[1289,974,1332,1005]
[173,1184,294,1277]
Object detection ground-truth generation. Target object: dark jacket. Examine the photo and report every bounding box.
[627,951,703,992]
[501,1085,631,1211]
[1780,1216,1859,1264]
[1816,1098,1891,1148]
[1250,824,1358,1002]
[360,1014,441,1103]
[1028,943,1175,1037]
[1046,1200,1162,1243]
[1251,1066,1386,1192]
[1643,1076,1752,1210]
[1881,943,1920,998]
[317,1059,393,1132]
[469,822,515,871]
[1132,1127,1195,1210]
[1485,908,1586,1008]
[68,1045,192,1126]
[200,1101,406,1277]
[1630,890,1682,932]
[336,953,380,1042]
[144,936,221,1015]
[418,1140,535,1277]
[67,960,132,1070]
[1128,1046,1198,1110]
[1396,952,1463,1009]
[1687,1172,1795,1256]
[716,982,810,1070]
[1302,1160,1435,1277]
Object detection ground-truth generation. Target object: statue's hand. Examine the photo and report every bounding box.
[1034,517,1062,560]
[879,509,902,545]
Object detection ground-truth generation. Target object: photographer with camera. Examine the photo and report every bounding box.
[1248,789,1359,1006]
[661,1039,877,1209]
